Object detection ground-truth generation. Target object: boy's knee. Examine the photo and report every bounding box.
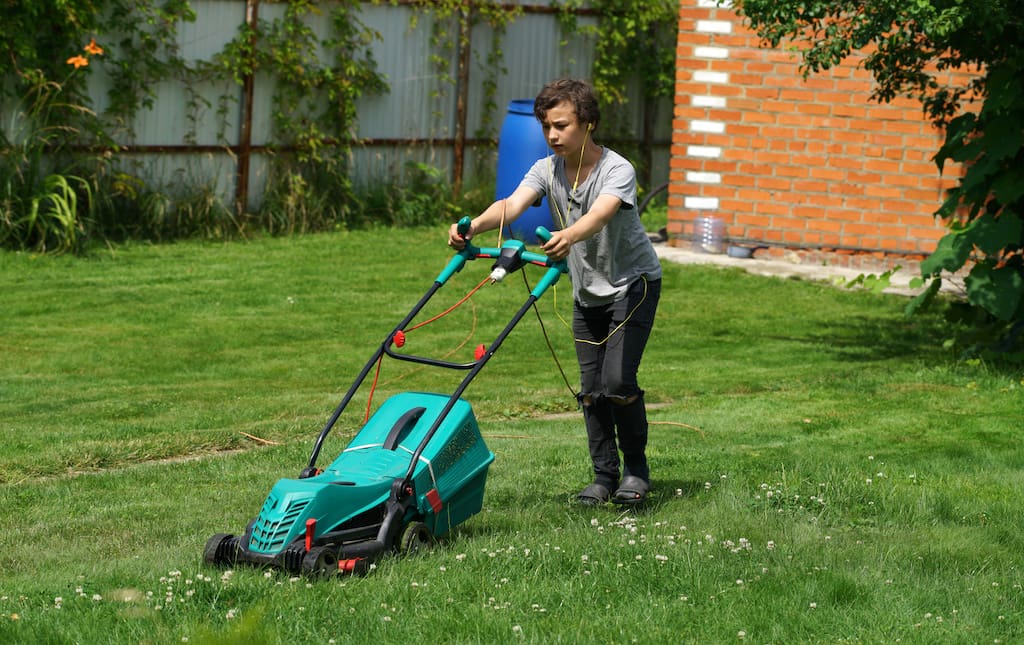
[608,393,639,406]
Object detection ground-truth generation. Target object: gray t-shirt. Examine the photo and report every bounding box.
[520,147,662,307]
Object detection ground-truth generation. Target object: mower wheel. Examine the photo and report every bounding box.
[301,545,339,577]
[399,522,433,555]
[204,533,236,566]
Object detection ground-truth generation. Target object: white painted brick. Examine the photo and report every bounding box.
[694,46,729,59]
[687,145,722,158]
[692,95,727,108]
[698,0,733,7]
[684,197,720,210]
[693,70,729,84]
[687,171,722,184]
[696,20,732,34]
[690,120,726,134]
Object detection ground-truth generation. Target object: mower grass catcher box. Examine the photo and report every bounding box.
[206,392,494,574]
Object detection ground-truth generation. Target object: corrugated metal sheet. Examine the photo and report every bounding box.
[90,1,670,210]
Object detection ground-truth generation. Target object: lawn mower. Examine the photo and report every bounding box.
[204,217,567,576]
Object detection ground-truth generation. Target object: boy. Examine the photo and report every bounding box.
[448,78,662,505]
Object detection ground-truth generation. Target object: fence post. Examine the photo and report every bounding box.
[236,0,260,217]
[452,1,472,198]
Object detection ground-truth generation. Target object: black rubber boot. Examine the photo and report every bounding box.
[581,395,620,490]
[611,393,649,482]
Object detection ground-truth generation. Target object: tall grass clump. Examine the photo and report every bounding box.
[0,64,100,254]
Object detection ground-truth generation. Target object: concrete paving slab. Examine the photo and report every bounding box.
[653,243,960,298]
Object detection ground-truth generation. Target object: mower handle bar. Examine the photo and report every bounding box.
[305,217,566,470]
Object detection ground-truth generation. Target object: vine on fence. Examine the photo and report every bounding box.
[1,0,677,252]
[554,0,678,185]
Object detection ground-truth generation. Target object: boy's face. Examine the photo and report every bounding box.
[540,100,588,159]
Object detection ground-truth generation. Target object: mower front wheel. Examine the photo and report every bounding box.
[301,545,339,577]
[204,533,237,566]
[399,521,433,555]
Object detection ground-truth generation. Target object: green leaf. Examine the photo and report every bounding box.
[934,113,977,171]
[992,167,1024,206]
[966,263,1024,321]
[920,233,971,276]
[963,210,1023,256]
[905,277,942,318]
[981,113,1024,162]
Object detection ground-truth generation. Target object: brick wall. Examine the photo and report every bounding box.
[669,0,963,271]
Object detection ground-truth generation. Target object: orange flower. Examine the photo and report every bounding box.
[84,38,104,56]
[67,55,89,69]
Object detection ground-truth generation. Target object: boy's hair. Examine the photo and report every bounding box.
[534,78,600,131]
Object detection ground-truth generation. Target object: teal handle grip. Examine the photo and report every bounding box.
[436,217,480,284]
[521,251,549,265]
[531,265,565,298]
[435,253,469,284]
[527,226,567,297]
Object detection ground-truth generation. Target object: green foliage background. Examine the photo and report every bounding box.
[0,0,678,253]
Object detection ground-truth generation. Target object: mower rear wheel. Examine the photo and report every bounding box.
[204,533,236,566]
[301,545,339,577]
[399,522,433,555]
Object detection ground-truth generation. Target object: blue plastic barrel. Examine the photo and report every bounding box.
[496,99,551,243]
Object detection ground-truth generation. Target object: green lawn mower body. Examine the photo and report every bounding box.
[205,392,493,575]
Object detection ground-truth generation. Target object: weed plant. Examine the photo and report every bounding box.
[0,228,1021,643]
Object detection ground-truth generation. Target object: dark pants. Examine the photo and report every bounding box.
[573,277,661,488]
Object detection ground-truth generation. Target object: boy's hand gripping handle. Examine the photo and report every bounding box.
[436,216,478,285]
[531,226,568,298]
[456,216,471,240]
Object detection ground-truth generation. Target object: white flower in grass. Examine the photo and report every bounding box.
[809,602,817,609]
[226,608,238,620]
[91,594,102,602]
[737,631,746,639]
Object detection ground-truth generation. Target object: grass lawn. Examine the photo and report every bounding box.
[0,227,1022,643]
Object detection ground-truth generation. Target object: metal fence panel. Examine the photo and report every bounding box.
[90,1,670,211]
